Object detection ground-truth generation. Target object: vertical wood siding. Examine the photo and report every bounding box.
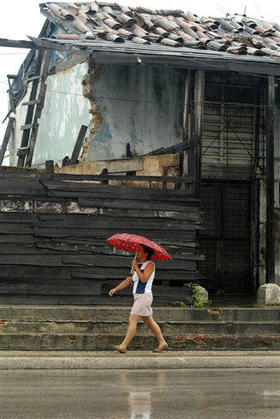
[201,72,265,179]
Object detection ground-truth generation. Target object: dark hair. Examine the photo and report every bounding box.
[141,244,155,260]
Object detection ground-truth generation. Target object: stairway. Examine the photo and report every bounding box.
[0,305,279,351]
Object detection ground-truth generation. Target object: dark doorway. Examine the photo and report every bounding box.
[199,181,252,295]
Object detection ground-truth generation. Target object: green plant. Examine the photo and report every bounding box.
[174,300,187,307]
[184,282,211,308]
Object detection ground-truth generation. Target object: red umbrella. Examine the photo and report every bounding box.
[107,233,172,261]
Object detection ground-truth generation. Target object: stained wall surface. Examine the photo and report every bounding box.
[86,64,185,161]
[32,61,89,166]
[26,62,185,166]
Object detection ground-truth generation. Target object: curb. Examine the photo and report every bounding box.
[1,352,279,370]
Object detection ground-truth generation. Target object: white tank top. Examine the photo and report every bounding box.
[132,261,155,294]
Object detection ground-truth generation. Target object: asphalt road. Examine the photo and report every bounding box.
[1,368,280,418]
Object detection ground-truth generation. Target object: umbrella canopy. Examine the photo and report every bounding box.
[107,233,172,261]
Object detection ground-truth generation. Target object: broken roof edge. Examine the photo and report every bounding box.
[33,36,280,77]
[38,1,280,65]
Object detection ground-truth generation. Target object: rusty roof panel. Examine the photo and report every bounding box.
[39,2,280,60]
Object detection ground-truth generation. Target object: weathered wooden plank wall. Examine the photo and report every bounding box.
[0,167,203,305]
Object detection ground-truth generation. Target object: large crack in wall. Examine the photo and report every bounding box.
[80,61,103,162]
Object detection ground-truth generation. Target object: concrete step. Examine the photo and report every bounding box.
[1,320,279,335]
[1,305,280,322]
[1,305,279,351]
[1,333,280,351]
[1,350,280,370]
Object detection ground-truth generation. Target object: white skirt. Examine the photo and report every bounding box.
[130,292,153,316]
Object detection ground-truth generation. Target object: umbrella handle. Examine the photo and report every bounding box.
[130,248,138,275]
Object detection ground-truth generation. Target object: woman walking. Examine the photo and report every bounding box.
[109,244,169,353]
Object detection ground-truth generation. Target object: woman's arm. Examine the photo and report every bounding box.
[132,260,155,283]
[109,276,132,297]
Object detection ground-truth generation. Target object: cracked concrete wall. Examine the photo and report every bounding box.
[22,61,184,168]
[32,61,89,166]
[85,63,185,162]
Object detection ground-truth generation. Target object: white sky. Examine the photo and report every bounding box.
[1,0,280,164]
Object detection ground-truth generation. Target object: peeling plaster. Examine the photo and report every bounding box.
[0,200,33,212]
[32,62,90,166]
[66,202,99,214]
[85,64,184,162]
[79,62,103,162]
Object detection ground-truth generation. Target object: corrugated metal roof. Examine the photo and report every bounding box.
[39,2,280,60]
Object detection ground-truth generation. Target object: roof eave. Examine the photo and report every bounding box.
[33,36,280,76]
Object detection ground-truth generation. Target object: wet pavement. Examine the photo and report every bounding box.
[1,368,280,418]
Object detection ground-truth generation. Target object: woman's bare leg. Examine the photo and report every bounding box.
[142,316,167,345]
[118,314,141,349]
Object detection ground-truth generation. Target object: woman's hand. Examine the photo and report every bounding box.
[109,288,117,297]
[109,277,132,297]
[132,259,138,269]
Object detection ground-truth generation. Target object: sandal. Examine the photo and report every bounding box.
[153,343,169,353]
[112,344,126,353]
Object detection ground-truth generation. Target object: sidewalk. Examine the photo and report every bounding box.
[0,350,279,369]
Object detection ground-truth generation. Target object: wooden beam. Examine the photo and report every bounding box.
[45,160,54,174]
[29,36,78,53]
[266,75,275,283]
[7,78,16,113]
[162,167,169,189]
[90,50,280,76]
[140,139,198,156]
[125,143,135,175]
[126,143,132,157]
[0,117,14,166]
[22,100,40,106]
[27,75,42,82]
[101,168,109,184]
[193,70,205,196]
[0,38,34,49]
[183,69,192,141]
[17,147,29,157]
[50,172,194,184]
[68,125,88,166]
[185,70,204,196]
[182,70,192,188]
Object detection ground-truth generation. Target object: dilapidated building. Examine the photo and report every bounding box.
[1,2,280,305]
